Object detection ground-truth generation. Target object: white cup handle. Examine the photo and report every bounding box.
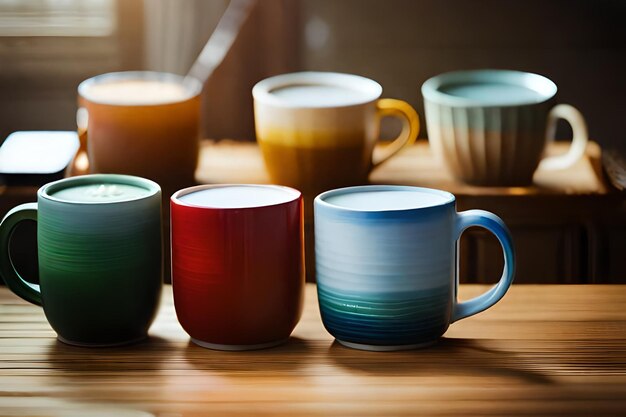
[538,104,588,171]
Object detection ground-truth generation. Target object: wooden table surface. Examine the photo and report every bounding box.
[1,284,625,416]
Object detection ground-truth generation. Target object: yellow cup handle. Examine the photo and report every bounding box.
[372,98,420,169]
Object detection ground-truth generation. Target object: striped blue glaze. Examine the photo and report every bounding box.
[315,185,515,350]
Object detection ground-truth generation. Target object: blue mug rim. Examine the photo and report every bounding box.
[421,69,558,108]
[315,185,455,216]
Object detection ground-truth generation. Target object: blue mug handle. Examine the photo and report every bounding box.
[452,210,515,322]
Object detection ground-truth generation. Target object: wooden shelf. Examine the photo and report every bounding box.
[197,139,608,196]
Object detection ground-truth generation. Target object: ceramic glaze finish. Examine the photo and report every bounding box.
[253,72,381,146]
[253,72,419,195]
[171,184,305,350]
[0,174,163,346]
[314,185,515,350]
[422,69,588,186]
[424,101,552,185]
[315,187,455,347]
[177,184,299,208]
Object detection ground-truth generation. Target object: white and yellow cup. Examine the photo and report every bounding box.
[253,72,420,196]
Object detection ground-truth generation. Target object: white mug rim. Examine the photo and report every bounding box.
[252,71,383,109]
[315,185,455,213]
[78,71,203,106]
[171,184,302,210]
[40,174,161,205]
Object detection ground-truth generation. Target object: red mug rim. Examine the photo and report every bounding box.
[171,184,302,210]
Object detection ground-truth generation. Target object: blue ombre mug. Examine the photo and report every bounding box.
[314,185,515,351]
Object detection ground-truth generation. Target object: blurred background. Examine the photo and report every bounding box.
[0,0,624,149]
[1,0,625,286]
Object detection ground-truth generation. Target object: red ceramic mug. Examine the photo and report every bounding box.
[171,184,305,350]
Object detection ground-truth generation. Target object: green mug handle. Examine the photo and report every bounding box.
[0,203,42,306]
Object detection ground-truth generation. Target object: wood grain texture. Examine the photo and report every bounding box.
[1,284,626,416]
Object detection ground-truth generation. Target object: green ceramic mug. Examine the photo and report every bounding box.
[0,174,163,347]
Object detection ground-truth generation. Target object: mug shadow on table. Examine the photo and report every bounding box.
[327,337,554,385]
[44,333,553,384]
[44,335,178,374]
[45,334,313,376]
[181,336,313,374]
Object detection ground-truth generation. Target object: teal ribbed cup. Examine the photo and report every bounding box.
[422,69,589,185]
[0,174,162,347]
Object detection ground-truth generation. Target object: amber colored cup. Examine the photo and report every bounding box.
[78,71,202,190]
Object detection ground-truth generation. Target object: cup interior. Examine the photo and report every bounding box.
[252,71,382,108]
[421,69,557,107]
[316,185,455,212]
[172,184,301,209]
[78,71,203,106]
